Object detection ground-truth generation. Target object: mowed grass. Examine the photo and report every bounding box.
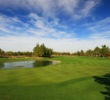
[0,56,110,100]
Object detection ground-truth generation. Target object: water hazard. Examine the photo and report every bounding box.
[0,60,54,69]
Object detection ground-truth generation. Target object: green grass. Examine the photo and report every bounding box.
[0,57,33,63]
[0,56,110,100]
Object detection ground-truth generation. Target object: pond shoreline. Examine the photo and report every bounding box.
[49,60,61,64]
[0,60,58,69]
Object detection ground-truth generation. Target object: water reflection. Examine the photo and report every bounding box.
[33,60,53,68]
[0,60,54,69]
[0,63,4,69]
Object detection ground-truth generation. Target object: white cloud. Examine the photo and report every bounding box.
[0,15,28,35]
[27,13,76,38]
[0,36,110,52]
[0,0,101,19]
[82,17,110,39]
[88,17,110,32]
[0,13,110,52]
[73,0,101,19]
[81,0,100,17]
[0,13,75,39]
[57,0,79,14]
[1,0,109,52]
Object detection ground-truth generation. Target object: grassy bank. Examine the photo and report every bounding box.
[0,56,110,100]
[0,57,45,63]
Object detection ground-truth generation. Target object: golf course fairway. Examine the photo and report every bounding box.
[0,56,110,100]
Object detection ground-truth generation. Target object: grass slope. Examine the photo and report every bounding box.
[0,56,110,100]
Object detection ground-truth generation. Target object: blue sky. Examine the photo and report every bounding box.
[0,0,110,52]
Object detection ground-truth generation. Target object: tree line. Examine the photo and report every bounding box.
[74,45,110,57]
[0,43,53,58]
[0,49,33,58]
[0,44,110,58]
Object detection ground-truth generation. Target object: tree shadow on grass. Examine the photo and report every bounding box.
[93,73,110,100]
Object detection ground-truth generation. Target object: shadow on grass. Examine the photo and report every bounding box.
[93,73,110,100]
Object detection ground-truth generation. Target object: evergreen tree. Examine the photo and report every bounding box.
[33,43,53,57]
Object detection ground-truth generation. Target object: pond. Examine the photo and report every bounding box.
[0,60,55,69]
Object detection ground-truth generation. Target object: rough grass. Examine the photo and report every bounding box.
[0,56,110,100]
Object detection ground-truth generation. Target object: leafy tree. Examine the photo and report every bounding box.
[86,49,93,56]
[6,51,13,56]
[53,52,70,56]
[80,50,85,56]
[33,43,40,57]
[0,48,5,57]
[108,49,110,57]
[93,46,101,57]
[33,43,53,57]
[75,50,85,56]
[100,45,109,57]
[39,44,46,57]
[45,48,53,57]
[76,51,80,56]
